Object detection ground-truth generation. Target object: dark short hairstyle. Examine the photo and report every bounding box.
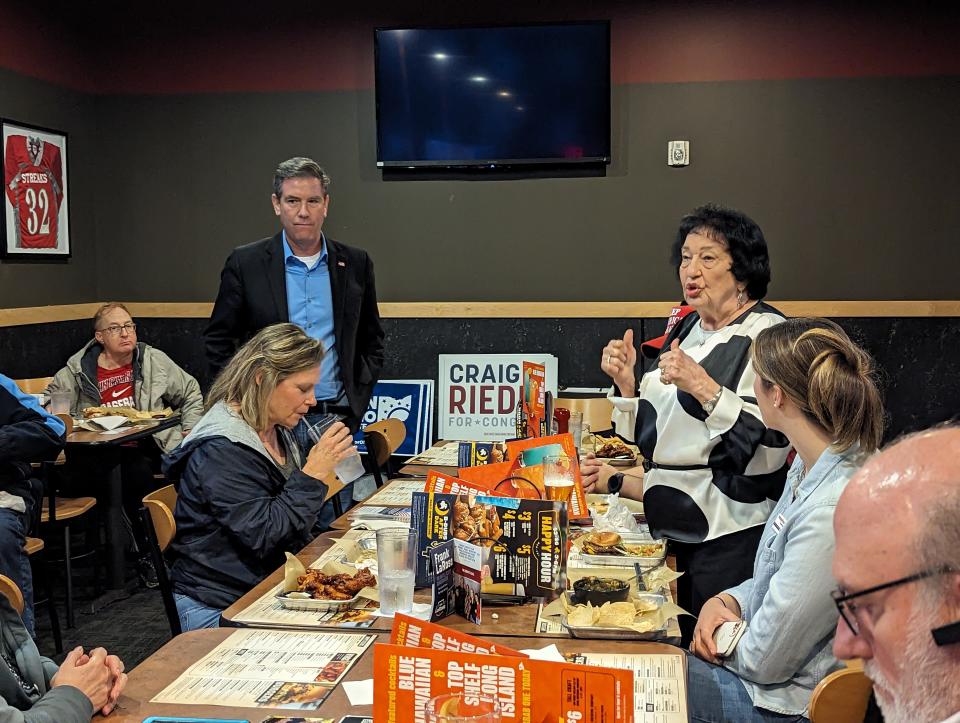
[669,204,771,300]
[272,157,331,199]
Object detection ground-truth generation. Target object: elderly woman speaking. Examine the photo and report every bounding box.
[165,323,355,631]
[584,204,790,639]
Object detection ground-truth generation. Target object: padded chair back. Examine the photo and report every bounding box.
[143,485,177,551]
[14,377,52,395]
[0,575,25,616]
[364,418,407,489]
[809,663,873,723]
[140,484,181,636]
[365,418,407,465]
[555,396,614,433]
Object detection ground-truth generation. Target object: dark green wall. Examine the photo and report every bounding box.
[92,76,959,302]
[0,69,99,305]
[1,39,958,305]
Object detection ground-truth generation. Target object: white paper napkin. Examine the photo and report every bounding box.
[518,643,566,662]
[343,678,375,705]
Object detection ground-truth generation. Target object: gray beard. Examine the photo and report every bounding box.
[864,602,960,723]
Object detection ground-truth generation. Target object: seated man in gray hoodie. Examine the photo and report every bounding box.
[0,596,126,722]
[48,302,203,587]
[164,323,355,631]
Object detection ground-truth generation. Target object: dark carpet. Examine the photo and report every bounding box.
[33,560,173,669]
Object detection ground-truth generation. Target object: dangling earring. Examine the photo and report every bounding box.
[737,289,745,307]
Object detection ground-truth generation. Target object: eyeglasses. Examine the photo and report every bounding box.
[679,251,728,269]
[832,565,956,635]
[98,322,137,336]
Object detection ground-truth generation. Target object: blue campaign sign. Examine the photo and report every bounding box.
[353,379,434,457]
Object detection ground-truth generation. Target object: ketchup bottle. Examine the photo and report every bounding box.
[553,407,570,434]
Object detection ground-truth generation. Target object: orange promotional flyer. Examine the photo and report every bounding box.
[522,361,546,438]
[391,614,526,657]
[506,433,590,520]
[424,469,508,497]
[372,642,634,723]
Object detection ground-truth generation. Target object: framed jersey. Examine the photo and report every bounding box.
[2,119,70,258]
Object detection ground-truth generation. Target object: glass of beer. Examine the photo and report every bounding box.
[543,454,575,503]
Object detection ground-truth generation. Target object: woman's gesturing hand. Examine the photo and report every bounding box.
[601,329,637,397]
[658,339,719,402]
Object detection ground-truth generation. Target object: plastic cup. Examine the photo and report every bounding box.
[376,527,417,616]
[49,391,72,415]
[425,693,502,723]
[306,416,365,483]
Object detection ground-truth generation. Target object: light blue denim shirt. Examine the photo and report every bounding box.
[282,231,343,401]
[723,444,865,716]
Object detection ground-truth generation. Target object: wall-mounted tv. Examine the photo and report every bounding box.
[375,22,611,168]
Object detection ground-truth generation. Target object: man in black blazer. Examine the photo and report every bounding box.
[204,157,385,437]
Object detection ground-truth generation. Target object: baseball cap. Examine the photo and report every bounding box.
[640,305,695,358]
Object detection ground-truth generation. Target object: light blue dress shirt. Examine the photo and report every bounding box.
[282,232,343,401]
[722,445,865,716]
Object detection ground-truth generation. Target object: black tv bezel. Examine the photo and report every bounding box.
[373,21,612,169]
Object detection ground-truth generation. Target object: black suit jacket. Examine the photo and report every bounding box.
[204,232,385,421]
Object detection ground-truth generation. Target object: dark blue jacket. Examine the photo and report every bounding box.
[0,374,65,503]
[163,402,328,609]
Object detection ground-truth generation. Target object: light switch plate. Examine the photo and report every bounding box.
[668,140,690,166]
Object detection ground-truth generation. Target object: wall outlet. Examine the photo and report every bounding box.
[668,140,690,167]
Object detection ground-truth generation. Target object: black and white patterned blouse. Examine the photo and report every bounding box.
[609,302,791,543]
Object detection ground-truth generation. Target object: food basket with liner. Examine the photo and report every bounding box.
[574,532,667,569]
[275,549,379,611]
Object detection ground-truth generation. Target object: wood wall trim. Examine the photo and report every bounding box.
[2,300,959,327]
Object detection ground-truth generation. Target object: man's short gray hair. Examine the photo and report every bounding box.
[272,157,331,199]
[916,494,960,608]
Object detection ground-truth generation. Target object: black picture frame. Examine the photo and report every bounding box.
[1,119,71,259]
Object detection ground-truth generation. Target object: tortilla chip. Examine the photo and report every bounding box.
[567,604,598,627]
[597,601,637,627]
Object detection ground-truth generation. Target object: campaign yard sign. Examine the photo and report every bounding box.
[438,354,558,443]
[354,379,434,456]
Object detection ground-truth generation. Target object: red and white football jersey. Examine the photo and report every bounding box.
[4,134,64,249]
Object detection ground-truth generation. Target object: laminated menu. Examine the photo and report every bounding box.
[372,642,633,723]
[150,629,375,710]
[410,491,566,599]
[391,613,525,657]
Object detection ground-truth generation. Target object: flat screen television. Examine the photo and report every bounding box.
[375,22,611,168]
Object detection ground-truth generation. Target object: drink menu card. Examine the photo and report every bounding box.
[568,651,688,723]
[150,629,375,710]
[372,642,634,723]
[455,433,590,520]
[410,491,566,600]
[522,360,546,438]
[391,613,525,657]
[425,469,508,497]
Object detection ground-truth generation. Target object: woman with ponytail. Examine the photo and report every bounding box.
[686,318,884,721]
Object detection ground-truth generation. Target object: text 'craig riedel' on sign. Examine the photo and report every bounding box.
[438,354,557,442]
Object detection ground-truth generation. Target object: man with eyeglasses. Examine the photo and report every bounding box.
[832,427,960,723]
[47,302,203,587]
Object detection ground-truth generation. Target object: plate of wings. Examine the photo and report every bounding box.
[276,567,377,610]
